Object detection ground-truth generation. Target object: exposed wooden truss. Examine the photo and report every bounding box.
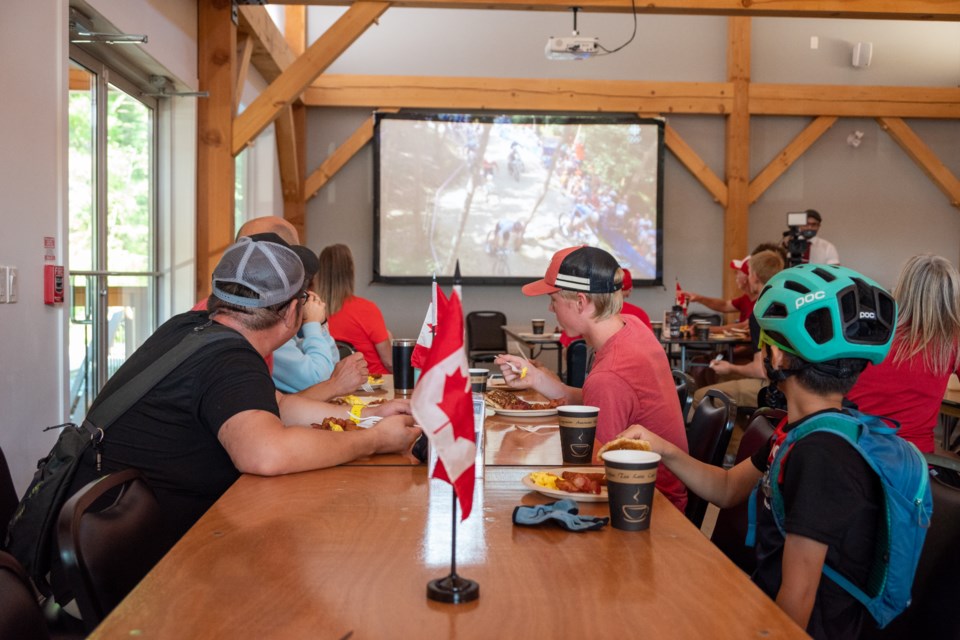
[198,2,960,297]
[274,0,960,21]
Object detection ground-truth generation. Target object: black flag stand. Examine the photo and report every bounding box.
[427,490,479,603]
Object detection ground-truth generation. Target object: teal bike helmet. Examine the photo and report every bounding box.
[754,264,896,364]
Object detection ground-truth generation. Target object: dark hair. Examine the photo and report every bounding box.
[208,282,302,330]
[779,348,868,396]
[752,242,789,265]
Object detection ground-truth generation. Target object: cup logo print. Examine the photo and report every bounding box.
[622,487,650,523]
[570,430,591,457]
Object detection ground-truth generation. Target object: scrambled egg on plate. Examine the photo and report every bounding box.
[528,471,560,490]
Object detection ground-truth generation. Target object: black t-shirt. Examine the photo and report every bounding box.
[67,311,279,545]
[749,409,882,640]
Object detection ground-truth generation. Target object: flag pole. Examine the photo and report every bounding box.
[426,485,478,603]
[425,264,479,605]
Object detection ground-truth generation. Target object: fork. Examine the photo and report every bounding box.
[514,424,557,433]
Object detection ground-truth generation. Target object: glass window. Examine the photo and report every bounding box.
[68,53,158,422]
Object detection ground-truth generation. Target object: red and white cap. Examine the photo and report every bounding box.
[522,246,623,296]
[729,255,750,275]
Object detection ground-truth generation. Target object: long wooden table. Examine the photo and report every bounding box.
[91,465,806,639]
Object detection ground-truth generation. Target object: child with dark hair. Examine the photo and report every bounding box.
[616,264,923,638]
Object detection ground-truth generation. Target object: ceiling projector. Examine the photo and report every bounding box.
[545,35,600,61]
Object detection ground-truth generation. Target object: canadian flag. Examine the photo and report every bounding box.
[411,286,476,520]
[410,283,447,370]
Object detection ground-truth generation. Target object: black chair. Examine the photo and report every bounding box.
[466,311,507,366]
[335,340,355,360]
[56,469,166,631]
[672,369,696,425]
[0,551,49,640]
[1,446,19,538]
[684,389,737,528]
[566,339,592,388]
[709,407,783,573]
[859,454,960,640]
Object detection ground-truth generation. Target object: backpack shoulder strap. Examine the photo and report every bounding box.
[82,322,244,433]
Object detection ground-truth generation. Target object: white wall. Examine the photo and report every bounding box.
[301,10,960,343]
[0,0,199,495]
[1,1,71,495]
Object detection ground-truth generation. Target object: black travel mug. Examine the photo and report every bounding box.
[392,338,416,396]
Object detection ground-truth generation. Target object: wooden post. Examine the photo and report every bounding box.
[723,17,750,302]
[197,0,236,299]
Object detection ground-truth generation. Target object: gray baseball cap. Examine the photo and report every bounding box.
[212,236,305,308]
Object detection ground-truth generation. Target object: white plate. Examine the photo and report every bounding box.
[522,467,608,503]
[493,407,558,418]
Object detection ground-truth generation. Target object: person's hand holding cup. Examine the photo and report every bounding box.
[602,448,661,531]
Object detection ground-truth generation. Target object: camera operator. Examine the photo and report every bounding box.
[782,209,839,267]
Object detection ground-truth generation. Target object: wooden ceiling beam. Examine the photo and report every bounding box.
[663,124,727,206]
[237,6,297,84]
[304,75,960,119]
[284,6,307,56]
[723,16,750,302]
[878,117,960,209]
[750,84,960,118]
[235,33,254,114]
[304,75,733,113]
[197,0,237,301]
[233,1,390,156]
[276,0,960,20]
[304,108,399,202]
[748,115,837,205]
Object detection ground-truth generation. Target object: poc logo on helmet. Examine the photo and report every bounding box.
[794,291,826,309]
[860,311,877,319]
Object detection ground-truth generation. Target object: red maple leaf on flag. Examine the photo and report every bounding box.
[411,287,475,519]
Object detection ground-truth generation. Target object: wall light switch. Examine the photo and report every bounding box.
[0,266,7,303]
[6,267,17,303]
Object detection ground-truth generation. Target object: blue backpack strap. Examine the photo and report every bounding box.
[745,484,759,547]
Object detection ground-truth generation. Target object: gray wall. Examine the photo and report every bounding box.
[303,11,960,342]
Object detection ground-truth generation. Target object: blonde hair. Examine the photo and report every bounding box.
[557,268,624,320]
[750,250,785,285]
[317,244,355,315]
[891,254,960,376]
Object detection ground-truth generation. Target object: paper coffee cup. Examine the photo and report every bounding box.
[602,449,661,531]
[469,368,489,394]
[531,319,546,335]
[558,405,598,464]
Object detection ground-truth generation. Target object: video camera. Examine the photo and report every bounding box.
[783,211,815,267]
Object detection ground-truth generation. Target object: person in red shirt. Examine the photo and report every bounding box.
[496,246,689,512]
[682,255,754,332]
[318,244,394,376]
[847,254,960,453]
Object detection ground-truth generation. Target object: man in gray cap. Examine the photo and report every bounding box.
[51,236,419,597]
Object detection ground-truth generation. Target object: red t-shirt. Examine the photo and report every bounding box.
[584,315,689,512]
[847,339,959,453]
[328,296,391,375]
[731,294,755,323]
